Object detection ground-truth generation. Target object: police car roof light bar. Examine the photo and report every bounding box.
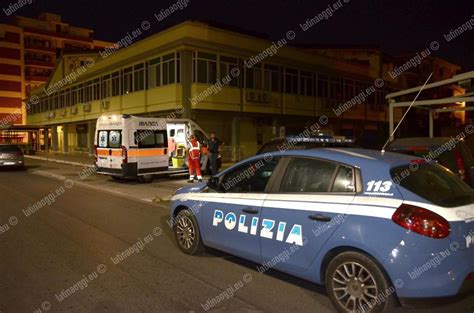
[381,72,433,154]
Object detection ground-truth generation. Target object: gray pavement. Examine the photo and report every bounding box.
[0,161,473,313]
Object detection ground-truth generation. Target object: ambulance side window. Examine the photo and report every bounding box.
[136,130,167,148]
[155,131,166,148]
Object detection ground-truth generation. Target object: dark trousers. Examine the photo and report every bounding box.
[210,152,218,175]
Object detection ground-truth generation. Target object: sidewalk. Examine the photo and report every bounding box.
[25,151,236,170]
[25,152,95,167]
[24,152,237,205]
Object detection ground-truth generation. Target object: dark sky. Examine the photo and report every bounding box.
[2,0,474,70]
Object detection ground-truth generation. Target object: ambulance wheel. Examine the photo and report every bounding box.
[137,174,153,183]
[325,251,396,313]
[111,176,122,181]
[174,209,204,255]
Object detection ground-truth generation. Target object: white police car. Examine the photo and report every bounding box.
[170,148,474,312]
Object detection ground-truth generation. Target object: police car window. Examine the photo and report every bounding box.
[221,158,279,193]
[392,164,473,207]
[98,131,108,148]
[109,131,121,148]
[280,158,337,193]
[332,166,355,192]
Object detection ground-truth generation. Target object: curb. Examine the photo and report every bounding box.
[32,169,168,209]
[25,155,95,168]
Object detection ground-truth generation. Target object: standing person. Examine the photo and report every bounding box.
[208,131,223,176]
[187,135,202,183]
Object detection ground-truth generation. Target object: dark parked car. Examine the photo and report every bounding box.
[0,144,24,169]
[387,137,474,187]
[256,135,355,155]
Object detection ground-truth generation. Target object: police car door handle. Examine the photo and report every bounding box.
[242,208,259,214]
[308,214,332,222]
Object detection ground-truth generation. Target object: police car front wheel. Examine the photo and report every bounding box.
[325,251,396,313]
[174,209,204,255]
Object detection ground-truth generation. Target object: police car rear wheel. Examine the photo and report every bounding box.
[175,209,204,255]
[326,251,395,313]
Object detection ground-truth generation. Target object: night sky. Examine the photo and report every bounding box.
[2,0,474,70]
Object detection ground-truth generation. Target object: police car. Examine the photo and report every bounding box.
[169,148,474,312]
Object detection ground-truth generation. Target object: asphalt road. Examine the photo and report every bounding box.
[1,164,473,313]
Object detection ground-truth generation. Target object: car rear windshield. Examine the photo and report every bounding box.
[391,164,474,207]
[0,145,21,152]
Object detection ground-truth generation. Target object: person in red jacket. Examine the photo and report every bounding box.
[187,135,202,182]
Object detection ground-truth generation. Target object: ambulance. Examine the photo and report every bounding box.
[94,114,217,182]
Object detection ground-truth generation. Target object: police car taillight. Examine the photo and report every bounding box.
[392,204,451,239]
[121,146,128,164]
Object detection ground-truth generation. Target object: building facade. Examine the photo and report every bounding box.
[27,21,404,157]
[0,12,110,143]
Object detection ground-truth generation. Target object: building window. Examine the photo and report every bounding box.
[245,64,263,89]
[330,77,343,103]
[317,75,329,98]
[148,57,161,88]
[84,80,93,102]
[71,85,77,106]
[133,63,145,91]
[64,88,70,107]
[59,91,66,109]
[102,74,111,98]
[194,52,217,84]
[92,78,101,100]
[77,83,84,104]
[220,55,239,87]
[122,67,133,94]
[284,68,298,94]
[300,71,313,96]
[111,71,121,96]
[343,79,355,101]
[163,53,178,85]
[263,64,280,92]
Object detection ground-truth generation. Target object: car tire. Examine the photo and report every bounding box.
[325,251,396,313]
[174,209,205,255]
[111,176,122,181]
[137,174,153,183]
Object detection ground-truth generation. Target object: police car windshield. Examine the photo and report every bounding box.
[391,163,474,208]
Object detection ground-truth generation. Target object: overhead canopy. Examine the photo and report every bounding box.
[386,71,474,140]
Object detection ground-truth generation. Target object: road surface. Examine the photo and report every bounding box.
[0,163,473,313]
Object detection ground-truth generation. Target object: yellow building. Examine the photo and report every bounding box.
[27,21,401,157]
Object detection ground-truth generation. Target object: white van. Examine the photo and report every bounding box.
[95,115,169,182]
[94,115,219,182]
